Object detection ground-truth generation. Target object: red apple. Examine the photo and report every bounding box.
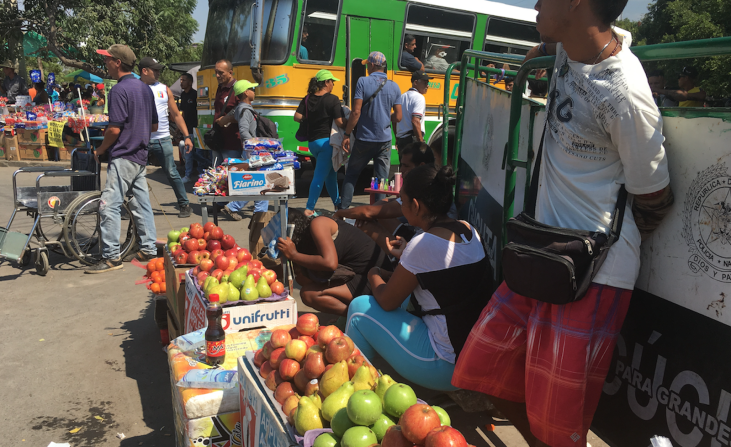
[346,354,366,378]
[279,359,301,381]
[254,349,266,367]
[261,341,274,359]
[187,251,202,264]
[190,222,203,230]
[265,370,283,391]
[197,239,207,250]
[236,262,248,270]
[259,361,273,379]
[289,327,301,339]
[270,329,292,349]
[210,269,224,281]
[190,225,204,239]
[224,248,238,259]
[298,335,315,349]
[304,379,319,396]
[184,238,198,252]
[210,248,223,260]
[275,381,295,405]
[326,336,354,363]
[191,266,200,276]
[262,269,277,285]
[297,313,320,336]
[284,339,308,362]
[175,251,189,264]
[199,258,214,272]
[196,271,210,286]
[207,239,221,251]
[199,249,211,259]
[178,231,190,242]
[236,248,252,263]
[399,404,441,445]
[318,325,343,349]
[210,226,224,240]
[215,255,231,271]
[382,426,414,447]
[221,234,236,250]
[293,369,309,393]
[247,260,263,270]
[271,281,285,295]
[227,257,238,271]
[203,222,216,233]
[269,348,287,369]
[203,231,211,241]
[425,426,468,447]
[247,269,261,283]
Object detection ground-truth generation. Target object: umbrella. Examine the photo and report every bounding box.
[61,69,104,84]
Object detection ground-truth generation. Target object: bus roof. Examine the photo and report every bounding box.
[407,0,538,23]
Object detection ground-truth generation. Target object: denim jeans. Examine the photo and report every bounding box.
[183,142,212,178]
[306,137,341,211]
[341,139,391,208]
[100,158,157,259]
[148,137,189,207]
[212,148,268,212]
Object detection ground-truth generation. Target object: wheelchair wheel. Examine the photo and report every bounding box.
[63,192,137,265]
[35,250,49,276]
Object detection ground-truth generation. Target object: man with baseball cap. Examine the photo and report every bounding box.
[86,44,159,273]
[341,51,402,207]
[139,56,194,218]
[0,60,29,104]
[650,65,705,107]
[394,71,429,156]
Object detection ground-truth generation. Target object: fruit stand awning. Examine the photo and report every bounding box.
[61,69,104,84]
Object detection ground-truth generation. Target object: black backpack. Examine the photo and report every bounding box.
[248,109,279,138]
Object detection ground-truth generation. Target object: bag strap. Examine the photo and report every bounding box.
[362,79,387,110]
[526,123,628,243]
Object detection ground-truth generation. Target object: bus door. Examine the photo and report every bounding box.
[345,16,393,106]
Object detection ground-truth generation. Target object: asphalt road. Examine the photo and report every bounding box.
[0,163,609,447]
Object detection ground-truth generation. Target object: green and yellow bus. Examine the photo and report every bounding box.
[196,0,547,163]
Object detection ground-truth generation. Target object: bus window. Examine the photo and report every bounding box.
[298,0,341,64]
[483,17,539,67]
[401,4,475,73]
[201,0,295,68]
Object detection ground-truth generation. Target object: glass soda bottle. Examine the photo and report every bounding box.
[205,294,226,366]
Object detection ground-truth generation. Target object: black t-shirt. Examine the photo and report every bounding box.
[400,50,422,72]
[296,93,342,142]
[179,88,198,132]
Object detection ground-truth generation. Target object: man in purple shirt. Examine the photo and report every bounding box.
[86,44,159,274]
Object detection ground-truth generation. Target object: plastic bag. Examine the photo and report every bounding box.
[244,137,282,151]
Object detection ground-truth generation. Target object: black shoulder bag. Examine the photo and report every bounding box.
[501,127,628,304]
[204,89,236,150]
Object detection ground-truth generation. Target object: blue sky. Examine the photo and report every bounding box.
[191,0,651,43]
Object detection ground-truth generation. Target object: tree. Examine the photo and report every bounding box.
[159,43,202,87]
[0,0,198,78]
[636,0,731,98]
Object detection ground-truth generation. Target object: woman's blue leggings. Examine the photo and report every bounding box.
[306,138,341,211]
[345,295,458,391]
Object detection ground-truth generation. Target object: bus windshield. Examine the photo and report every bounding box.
[201,0,296,68]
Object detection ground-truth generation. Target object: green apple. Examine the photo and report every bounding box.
[346,390,382,426]
[167,229,181,243]
[331,407,357,438]
[313,432,340,447]
[340,426,377,447]
[180,227,189,233]
[368,413,395,441]
[432,405,451,426]
[168,242,181,253]
[382,383,417,419]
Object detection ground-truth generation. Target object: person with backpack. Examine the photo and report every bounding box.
[215,79,268,220]
[294,70,347,217]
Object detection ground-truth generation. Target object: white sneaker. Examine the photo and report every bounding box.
[181,176,191,183]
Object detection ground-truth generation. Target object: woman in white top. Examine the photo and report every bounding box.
[345,164,490,391]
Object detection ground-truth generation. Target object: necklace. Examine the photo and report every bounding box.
[584,35,614,65]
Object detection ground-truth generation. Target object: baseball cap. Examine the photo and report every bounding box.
[679,66,698,78]
[233,80,259,96]
[96,44,136,67]
[139,57,165,71]
[411,71,430,82]
[315,69,340,82]
[362,51,387,67]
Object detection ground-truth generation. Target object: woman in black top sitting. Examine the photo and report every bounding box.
[277,209,391,316]
[294,70,347,217]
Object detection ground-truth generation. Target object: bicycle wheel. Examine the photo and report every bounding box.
[63,192,137,265]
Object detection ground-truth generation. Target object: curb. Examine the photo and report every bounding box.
[0,160,72,168]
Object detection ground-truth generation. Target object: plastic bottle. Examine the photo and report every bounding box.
[205,294,226,366]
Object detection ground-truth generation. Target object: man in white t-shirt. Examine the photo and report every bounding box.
[393,71,429,157]
[453,0,674,446]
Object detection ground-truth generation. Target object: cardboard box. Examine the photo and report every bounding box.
[184,272,297,334]
[164,249,191,328]
[227,169,295,196]
[19,144,47,160]
[18,128,47,145]
[238,356,298,447]
[4,135,19,161]
[168,312,181,341]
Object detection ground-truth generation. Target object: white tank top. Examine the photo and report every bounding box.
[149,82,169,140]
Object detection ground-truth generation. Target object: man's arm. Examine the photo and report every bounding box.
[633,185,674,241]
[392,104,402,126]
[167,86,193,153]
[652,87,706,103]
[334,199,403,221]
[94,125,122,162]
[342,98,362,153]
[523,43,558,63]
[411,115,424,142]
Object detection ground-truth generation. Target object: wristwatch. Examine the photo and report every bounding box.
[344,133,351,137]
[183,135,192,140]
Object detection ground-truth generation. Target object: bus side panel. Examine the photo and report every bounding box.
[456,78,539,285]
[592,112,731,447]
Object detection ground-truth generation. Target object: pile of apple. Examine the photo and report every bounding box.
[254,315,472,447]
[167,222,238,267]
